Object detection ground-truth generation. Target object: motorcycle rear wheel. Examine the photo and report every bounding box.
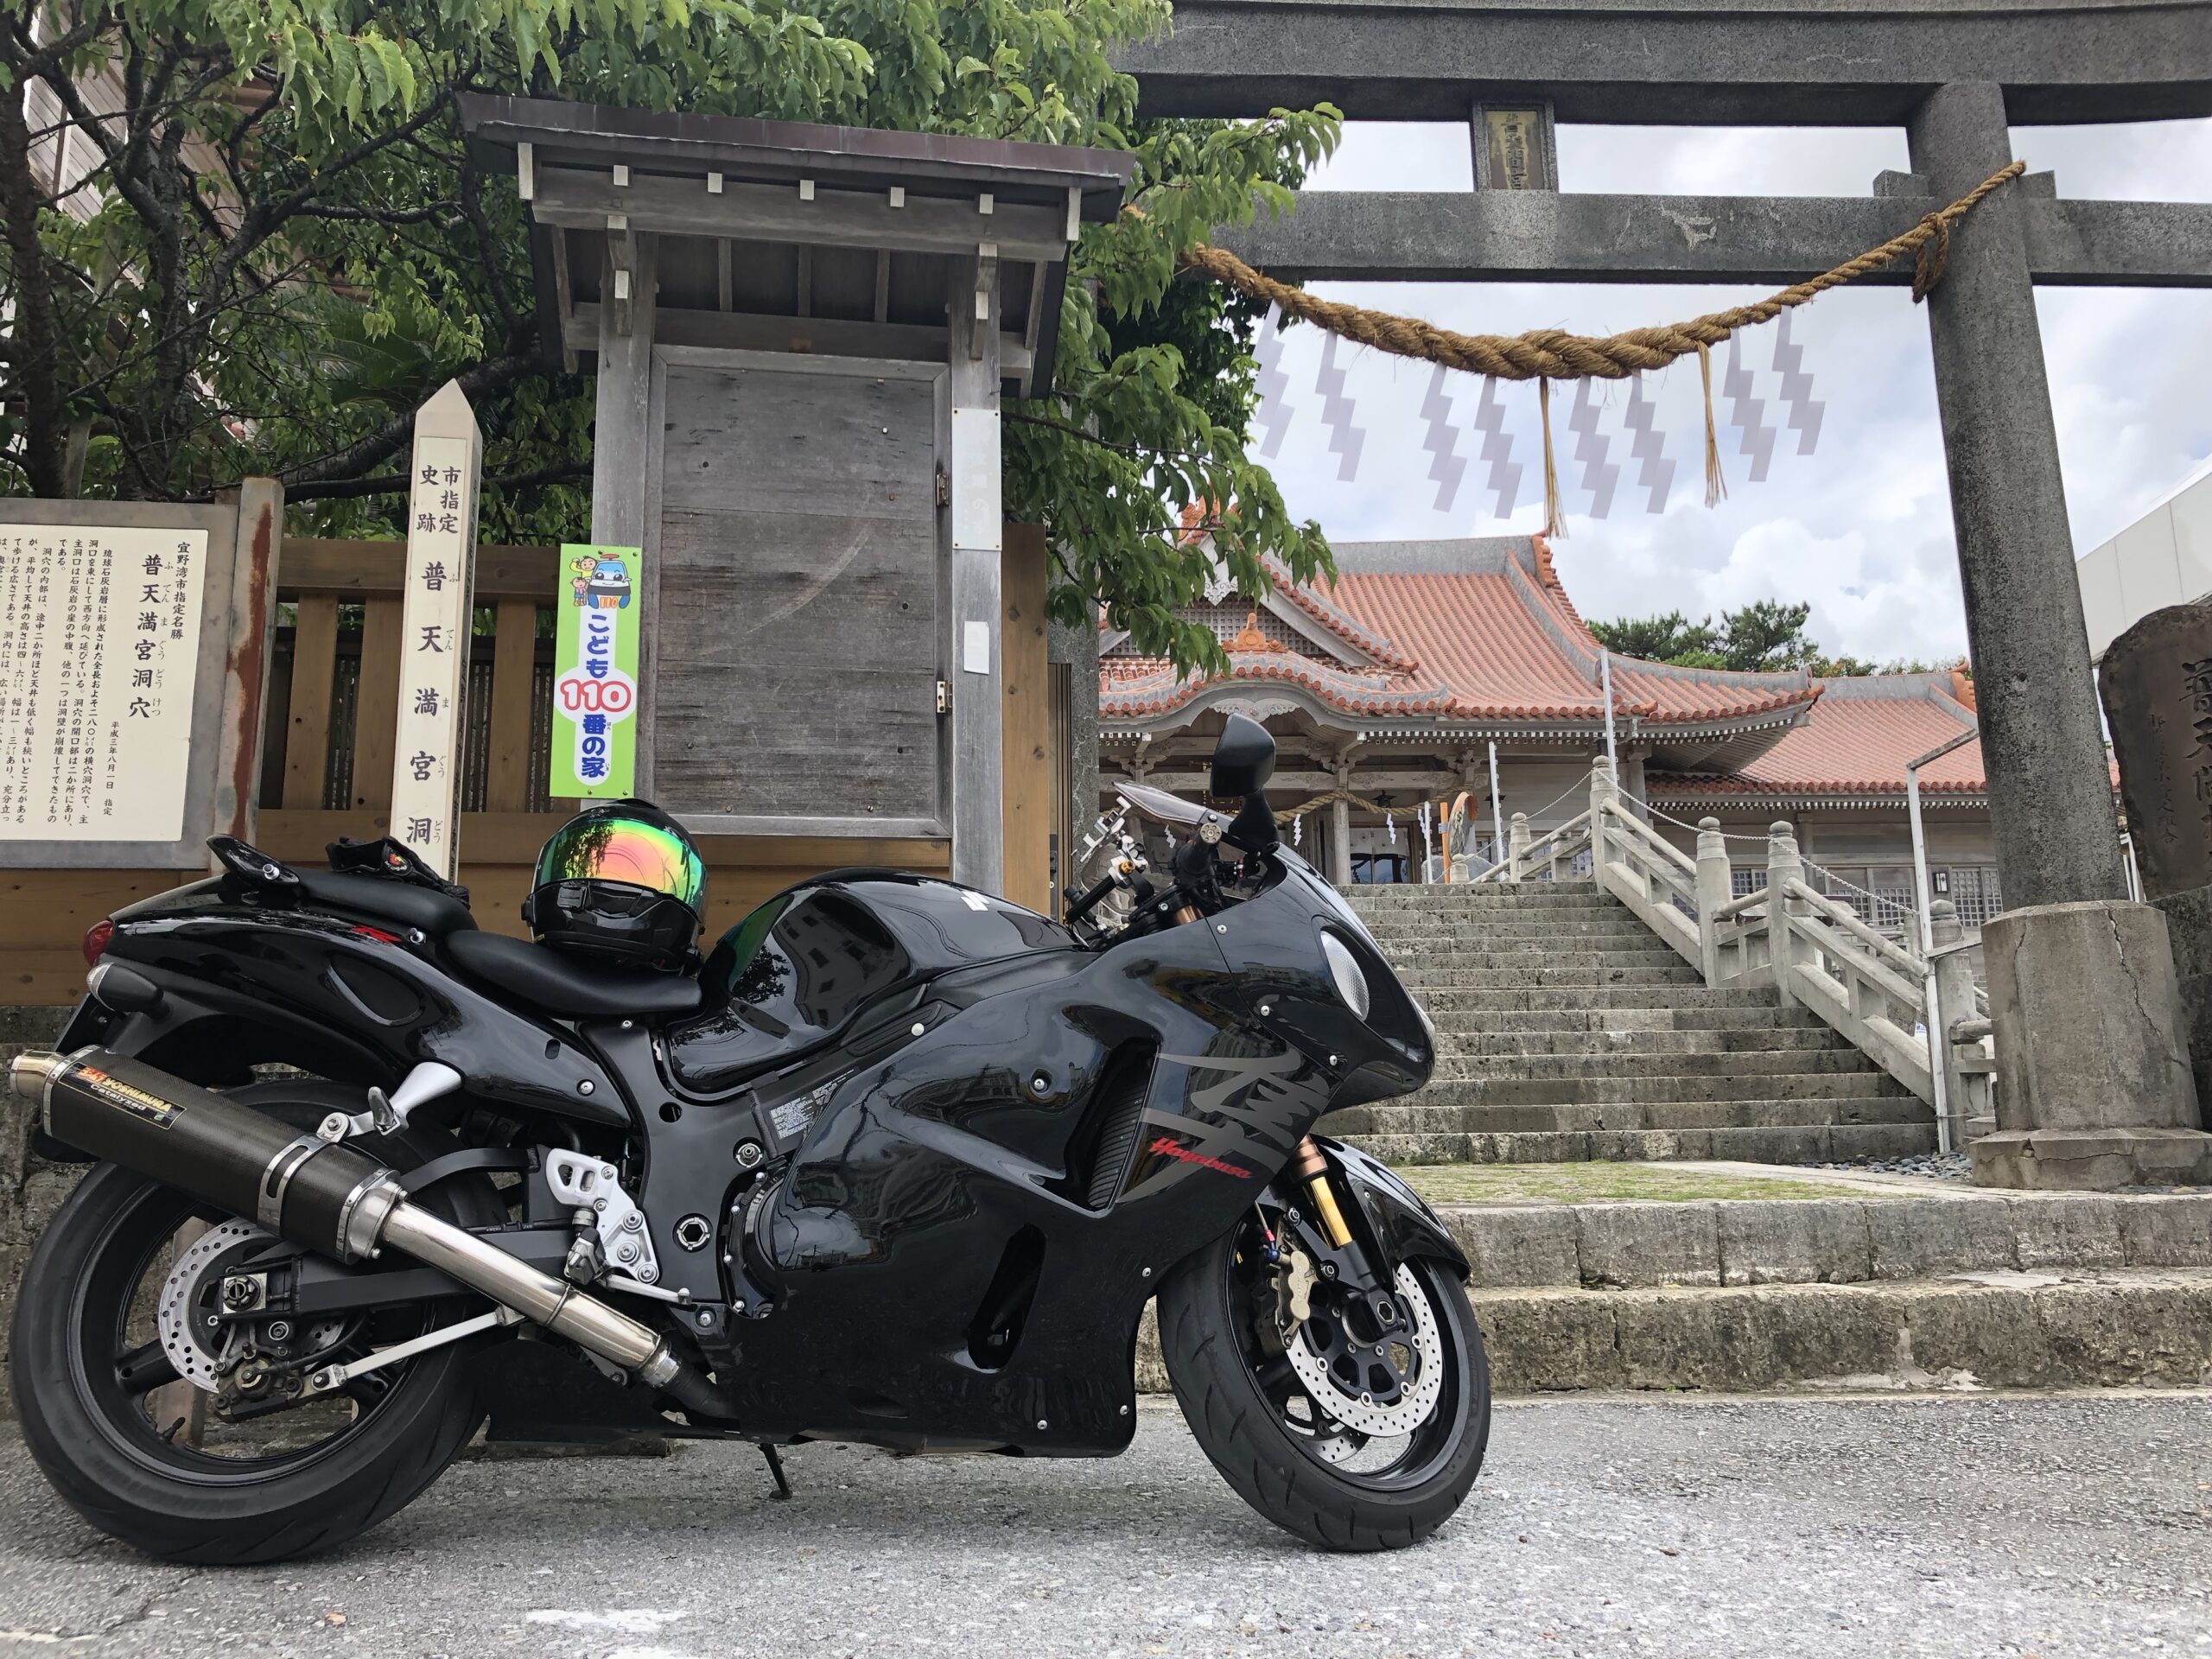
[1157,1218,1490,1551]
[10,1088,500,1564]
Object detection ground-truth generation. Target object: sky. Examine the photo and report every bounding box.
[1253,117,2212,667]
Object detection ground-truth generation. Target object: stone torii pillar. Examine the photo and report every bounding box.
[1910,84,2211,1187]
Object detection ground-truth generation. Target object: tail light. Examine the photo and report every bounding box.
[82,919,113,967]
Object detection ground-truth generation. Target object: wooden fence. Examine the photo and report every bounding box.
[3,532,1063,1004]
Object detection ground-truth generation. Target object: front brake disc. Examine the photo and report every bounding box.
[1283,1263,1444,1439]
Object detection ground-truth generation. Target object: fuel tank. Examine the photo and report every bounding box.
[665,869,1077,1097]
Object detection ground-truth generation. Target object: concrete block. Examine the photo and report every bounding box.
[1604,1286,1903,1391]
[2008,1195,2125,1269]
[1757,1287,1910,1387]
[1973,1126,2212,1190]
[2113,1195,2212,1267]
[2031,1276,2212,1389]
[1444,1205,1579,1289]
[1573,1203,1719,1288]
[1976,899,2212,1188]
[1466,1290,1624,1393]
[1900,1283,2057,1388]
[1865,1198,2015,1280]
[1715,1199,1873,1286]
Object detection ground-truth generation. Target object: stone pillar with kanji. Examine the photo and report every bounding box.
[391,382,481,878]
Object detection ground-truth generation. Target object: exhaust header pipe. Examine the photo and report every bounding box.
[12,1050,710,1405]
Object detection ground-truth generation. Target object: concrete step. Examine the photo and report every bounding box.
[1339,1122,1936,1166]
[1431,1048,1891,1083]
[1468,1268,2212,1394]
[1401,964,1706,989]
[1389,942,1691,967]
[0,1006,71,1050]
[1413,985,1792,1014]
[1422,1005,1827,1034]
[1427,1190,2212,1291]
[1359,918,1659,944]
[1142,1261,2212,1395]
[1344,889,1607,912]
[1325,1096,1931,1136]
[1436,1027,1850,1058]
[1412,1070,1912,1107]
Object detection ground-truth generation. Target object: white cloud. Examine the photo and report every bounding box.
[1250,118,2212,667]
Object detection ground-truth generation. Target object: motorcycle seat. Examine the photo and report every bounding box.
[445,929,703,1020]
[296,870,478,938]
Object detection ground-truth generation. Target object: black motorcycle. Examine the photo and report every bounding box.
[8,715,1489,1561]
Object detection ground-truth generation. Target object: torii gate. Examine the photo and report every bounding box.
[1129,0,2212,1187]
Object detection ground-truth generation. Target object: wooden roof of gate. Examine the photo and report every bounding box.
[459,94,1134,397]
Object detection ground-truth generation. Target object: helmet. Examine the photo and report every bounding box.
[524,800,706,970]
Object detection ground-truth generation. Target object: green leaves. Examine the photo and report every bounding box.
[3,0,1339,663]
[1005,107,1342,677]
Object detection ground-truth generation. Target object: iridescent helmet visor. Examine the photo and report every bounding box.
[533,816,706,910]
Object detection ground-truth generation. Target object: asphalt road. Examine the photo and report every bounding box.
[0,1393,2207,1658]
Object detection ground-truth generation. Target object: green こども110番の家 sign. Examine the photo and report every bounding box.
[551,543,643,797]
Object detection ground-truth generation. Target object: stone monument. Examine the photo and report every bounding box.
[2100,602,2212,1150]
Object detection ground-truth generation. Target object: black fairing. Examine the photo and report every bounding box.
[77,876,626,1125]
[1320,1135,1470,1277]
[666,870,1077,1096]
[705,847,1434,1454]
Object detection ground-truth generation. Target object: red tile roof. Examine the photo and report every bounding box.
[1101,535,1820,728]
[1649,675,1986,799]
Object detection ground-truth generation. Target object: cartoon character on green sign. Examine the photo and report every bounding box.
[569,553,632,610]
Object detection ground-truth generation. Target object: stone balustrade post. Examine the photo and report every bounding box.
[1507,812,1530,884]
[1767,820,1806,1006]
[1929,898,1979,1145]
[1694,817,1732,986]
[1588,753,1616,885]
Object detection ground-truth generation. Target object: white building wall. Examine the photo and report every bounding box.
[2077,463,2212,662]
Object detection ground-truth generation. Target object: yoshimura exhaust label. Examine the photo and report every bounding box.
[73,1064,178,1127]
[551,543,642,797]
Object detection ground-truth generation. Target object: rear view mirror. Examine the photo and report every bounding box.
[1211,714,1276,800]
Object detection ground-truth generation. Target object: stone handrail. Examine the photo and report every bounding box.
[1461,806,1592,884]
[1528,756,1995,1153]
[1783,877,1928,988]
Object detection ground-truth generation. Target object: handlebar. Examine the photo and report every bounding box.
[1065,872,1122,925]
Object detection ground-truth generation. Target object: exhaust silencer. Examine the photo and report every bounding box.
[12,1049,707,1402]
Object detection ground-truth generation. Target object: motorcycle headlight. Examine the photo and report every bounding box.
[1321,931,1372,1023]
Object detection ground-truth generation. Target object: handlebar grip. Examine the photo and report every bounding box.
[1065,873,1120,923]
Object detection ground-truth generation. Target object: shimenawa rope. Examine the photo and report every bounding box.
[1181,159,2025,521]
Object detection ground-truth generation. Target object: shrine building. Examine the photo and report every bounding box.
[1098,533,2002,934]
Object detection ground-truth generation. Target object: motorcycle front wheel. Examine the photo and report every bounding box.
[1157,1214,1490,1551]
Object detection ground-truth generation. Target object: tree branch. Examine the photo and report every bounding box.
[276,345,543,487]
[203,458,589,505]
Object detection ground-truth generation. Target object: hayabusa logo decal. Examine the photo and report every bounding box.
[1160,1048,1305,1114]
[1147,1135,1255,1179]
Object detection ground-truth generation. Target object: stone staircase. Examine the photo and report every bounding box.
[1323,880,1936,1165]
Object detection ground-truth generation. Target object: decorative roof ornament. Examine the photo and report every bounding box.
[1225,611,1287,654]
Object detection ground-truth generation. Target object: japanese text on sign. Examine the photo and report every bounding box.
[390,437,476,875]
[0,527,206,842]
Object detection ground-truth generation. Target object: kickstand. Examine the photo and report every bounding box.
[760,1442,792,1500]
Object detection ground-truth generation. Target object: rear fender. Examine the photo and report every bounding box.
[1319,1135,1469,1279]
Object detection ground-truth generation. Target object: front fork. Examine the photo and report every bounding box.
[1275,1135,1406,1335]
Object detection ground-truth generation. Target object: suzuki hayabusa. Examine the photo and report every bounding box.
[8,715,1489,1560]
